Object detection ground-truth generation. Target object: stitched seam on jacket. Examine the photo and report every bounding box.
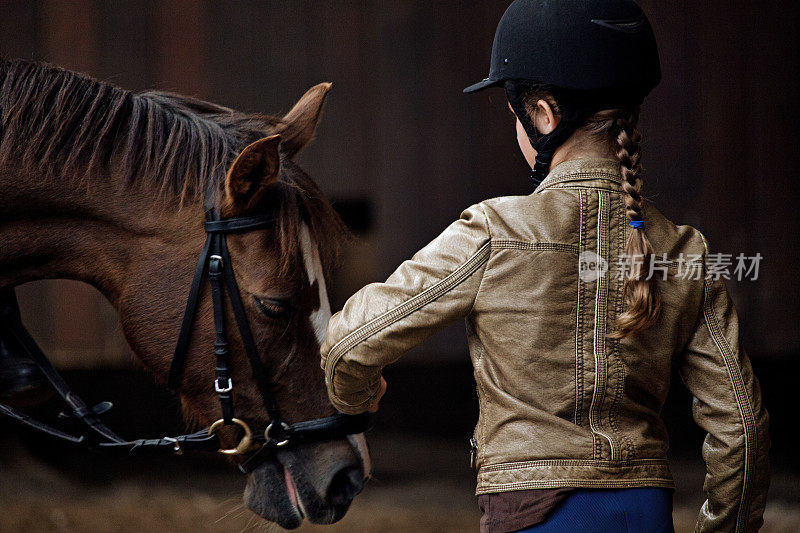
[476,479,675,494]
[470,204,493,316]
[326,242,492,398]
[574,189,584,427]
[535,170,623,193]
[470,206,492,469]
[620,212,638,459]
[551,169,622,181]
[608,198,622,457]
[703,276,758,533]
[546,186,626,194]
[612,198,634,460]
[480,457,670,471]
[491,240,579,254]
[587,193,599,457]
[472,337,489,469]
[590,190,616,460]
[623,205,638,459]
[598,190,613,457]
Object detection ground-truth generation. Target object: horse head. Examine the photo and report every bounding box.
[0,59,368,529]
[121,85,369,529]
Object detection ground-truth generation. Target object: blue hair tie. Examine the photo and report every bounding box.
[629,220,644,229]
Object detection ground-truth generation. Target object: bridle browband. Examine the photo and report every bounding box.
[0,206,369,474]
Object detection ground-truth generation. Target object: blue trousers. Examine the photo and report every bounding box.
[516,487,675,533]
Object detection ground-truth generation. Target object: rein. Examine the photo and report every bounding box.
[0,208,368,474]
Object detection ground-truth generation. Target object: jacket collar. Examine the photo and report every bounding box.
[533,157,623,194]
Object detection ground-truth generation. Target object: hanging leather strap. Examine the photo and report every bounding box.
[0,398,219,454]
[168,233,213,390]
[208,243,235,424]
[0,291,123,443]
[0,288,221,455]
[218,232,284,427]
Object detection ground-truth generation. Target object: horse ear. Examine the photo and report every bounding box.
[222,135,281,216]
[275,82,332,159]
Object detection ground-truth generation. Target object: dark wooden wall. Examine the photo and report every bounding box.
[0,1,797,366]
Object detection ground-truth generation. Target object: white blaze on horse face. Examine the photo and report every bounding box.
[299,224,331,345]
[300,225,371,477]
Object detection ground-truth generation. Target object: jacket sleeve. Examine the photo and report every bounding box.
[320,203,491,414]
[678,232,770,533]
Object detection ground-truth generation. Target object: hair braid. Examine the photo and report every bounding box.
[616,111,643,219]
[608,107,662,338]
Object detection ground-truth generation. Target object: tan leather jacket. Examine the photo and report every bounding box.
[321,157,770,532]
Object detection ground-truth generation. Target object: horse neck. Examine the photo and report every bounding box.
[0,165,205,307]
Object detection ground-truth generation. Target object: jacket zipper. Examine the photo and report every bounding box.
[469,437,478,469]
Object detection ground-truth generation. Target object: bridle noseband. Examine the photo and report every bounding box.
[0,207,369,474]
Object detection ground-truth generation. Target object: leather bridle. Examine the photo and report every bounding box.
[0,206,369,474]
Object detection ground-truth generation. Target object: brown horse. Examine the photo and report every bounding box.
[0,58,369,529]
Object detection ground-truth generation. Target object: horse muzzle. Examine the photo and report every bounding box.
[244,436,366,529]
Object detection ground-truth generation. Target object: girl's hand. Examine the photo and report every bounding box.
[368,376,387,413]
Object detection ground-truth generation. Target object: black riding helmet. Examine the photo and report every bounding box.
[464,0,661,185]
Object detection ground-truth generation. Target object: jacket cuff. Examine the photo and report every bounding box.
[325,362,381,414]
[327,377,380,415]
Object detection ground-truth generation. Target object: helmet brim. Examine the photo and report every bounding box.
[463,77,503,94]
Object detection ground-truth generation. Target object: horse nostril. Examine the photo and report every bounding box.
[326,466,363,507]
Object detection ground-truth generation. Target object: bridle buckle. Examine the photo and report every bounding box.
[215,377,233,394]
[208,254,224,270]
[164,436,183,455]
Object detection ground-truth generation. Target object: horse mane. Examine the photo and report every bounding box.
[0,58,346,277]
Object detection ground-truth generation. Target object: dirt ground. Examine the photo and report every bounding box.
[1,433,798,532]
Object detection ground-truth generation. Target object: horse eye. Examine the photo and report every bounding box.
[252,296,291,319]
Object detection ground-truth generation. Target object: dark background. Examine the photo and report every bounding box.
[0,1,797,530]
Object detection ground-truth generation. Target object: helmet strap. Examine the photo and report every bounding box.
[505,81,591,186]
